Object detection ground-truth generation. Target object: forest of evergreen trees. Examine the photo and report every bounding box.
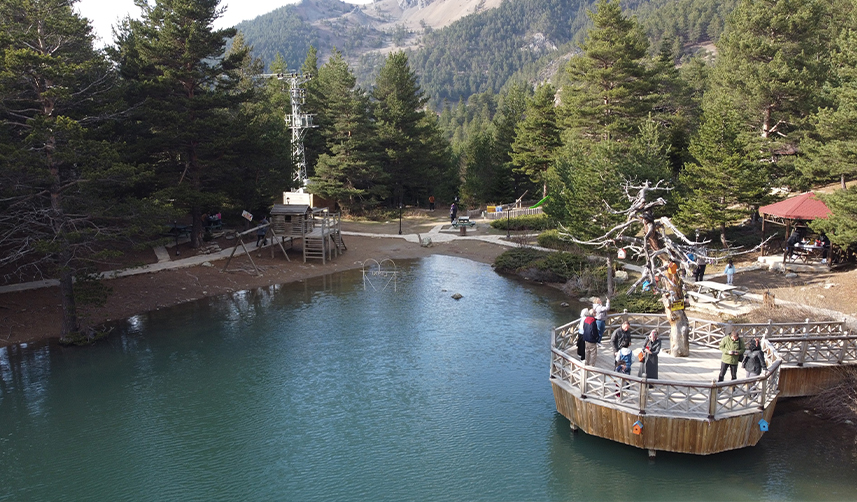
[3,0,857,340]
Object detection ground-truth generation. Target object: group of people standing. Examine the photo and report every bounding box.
[576,299,661,380]
[718,330,767,381]
[576,306,767,383]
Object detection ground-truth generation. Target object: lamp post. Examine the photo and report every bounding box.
[506,205,510,240]
[398,203,403,235]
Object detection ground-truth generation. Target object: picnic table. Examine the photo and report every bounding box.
[789,243,824,263]
[451,216,476,228]
[689,280,745,303]
[165,222,191,256]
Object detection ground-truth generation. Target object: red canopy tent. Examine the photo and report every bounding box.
[758,191,831,242]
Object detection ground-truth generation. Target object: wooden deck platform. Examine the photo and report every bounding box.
[584,342,725,383]
[550,312,857,455]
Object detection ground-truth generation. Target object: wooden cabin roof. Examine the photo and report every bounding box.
[271,204,312,216]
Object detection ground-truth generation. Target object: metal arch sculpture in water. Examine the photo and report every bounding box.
[361,258,398,292]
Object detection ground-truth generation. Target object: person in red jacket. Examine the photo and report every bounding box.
[581,309,599,367]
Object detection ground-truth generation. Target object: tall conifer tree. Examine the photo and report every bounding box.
[560,0,654,142]
[115,0,248,247]
[0,0,141,339]
[372,51,448,206]
[510,83,561,198]
[311,49,386,211]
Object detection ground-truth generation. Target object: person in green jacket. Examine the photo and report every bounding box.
[718,330,746,382]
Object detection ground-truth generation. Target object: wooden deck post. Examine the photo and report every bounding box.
[580,368,588,399]
[707,385,718,420]
[759,378,767,411]
[837,330,850,364]
[638,381,647,414]
[797,319,810,367]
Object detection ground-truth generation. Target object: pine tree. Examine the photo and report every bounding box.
[492,83,531,201]
[675,99,770,247]
[800,24,857,189]
[372,51,449,206]
[0,0,141,339]
[811,187,857,249]
[560,0,655,142]
[510,83,561,198]
[217,33,292,216]
[310,49,386,211]
[709,0,834,186]
[114,0,249,247]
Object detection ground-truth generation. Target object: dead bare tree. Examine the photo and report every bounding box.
[558,180,700,356]
[558,179,774,356]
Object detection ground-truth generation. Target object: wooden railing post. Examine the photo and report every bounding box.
[837,331,850,364]
[707,385,718,420]
[759,377,767,410]
[798,319,810,366]
[581,368,588,399]
[638,381,647,415]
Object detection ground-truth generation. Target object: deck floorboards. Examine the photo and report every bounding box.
[587,343,726,383]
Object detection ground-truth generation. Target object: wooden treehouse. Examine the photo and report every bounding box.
[269,204,345,264]
[550,312,857,456]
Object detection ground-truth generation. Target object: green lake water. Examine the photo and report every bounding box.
[1,255,856,501]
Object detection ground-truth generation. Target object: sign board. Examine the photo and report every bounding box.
[670,300,685,311]
[242,210,253,222]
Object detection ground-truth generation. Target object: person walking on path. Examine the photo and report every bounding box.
[256,217,269,247]
[450,203,457,224]
[725,259,735,286]
[718,330,746,382]
[742,338,767,377]
[581,309,599,367]
[592,297,610,343]
[638,330,661,380]
[429,195,435,211]
[693,258,707,281]
[610,321,632,359]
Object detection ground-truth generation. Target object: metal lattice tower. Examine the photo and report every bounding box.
[265,71,316,191]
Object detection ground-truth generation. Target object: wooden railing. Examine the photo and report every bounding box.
[590,312,856,364]
[550,342,782,420]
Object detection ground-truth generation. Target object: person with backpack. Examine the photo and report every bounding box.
[742,338,767,377]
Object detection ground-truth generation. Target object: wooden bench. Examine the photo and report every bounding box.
[687,291,720,304]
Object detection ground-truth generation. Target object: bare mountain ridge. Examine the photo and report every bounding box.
[237,0,508,66]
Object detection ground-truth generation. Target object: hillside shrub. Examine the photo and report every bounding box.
[537,229,577,250]
[490,214,554,231]
[610,292,665,314]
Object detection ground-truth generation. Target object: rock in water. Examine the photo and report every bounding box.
[451,293,463,300]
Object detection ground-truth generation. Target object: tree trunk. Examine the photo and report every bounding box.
[843,173,847,190]
[606,254,614,297]
[59,253,79,338]
[49,147,80,338]
[663,296,690,357]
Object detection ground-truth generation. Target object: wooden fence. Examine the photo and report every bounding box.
[484,207,544,220]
